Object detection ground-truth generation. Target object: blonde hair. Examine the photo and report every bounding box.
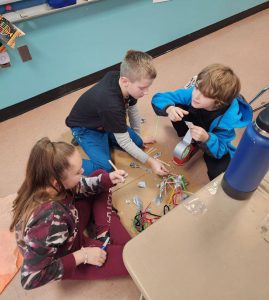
[120,49,157,82]
[196,63,241,107]
[10,137,75,233]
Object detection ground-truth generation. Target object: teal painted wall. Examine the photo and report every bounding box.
[1,0,267,109]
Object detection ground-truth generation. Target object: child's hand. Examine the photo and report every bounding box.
[147,157,169,176]
[84,247,107,267]
[188,124,209,142]
[109,170,128,184]
[142,136,156,147]
[166,106,189,122]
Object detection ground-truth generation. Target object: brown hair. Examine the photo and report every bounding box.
[120,49,157,82]
[9,137,75,233]
[196,63,241,108]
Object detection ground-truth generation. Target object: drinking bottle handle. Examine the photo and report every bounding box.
[249,84,269,105]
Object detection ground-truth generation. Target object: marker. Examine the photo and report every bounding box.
[96,237,110,268]
[101,237,110,250]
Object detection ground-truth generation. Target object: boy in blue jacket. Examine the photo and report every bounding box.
[152,64,252,180]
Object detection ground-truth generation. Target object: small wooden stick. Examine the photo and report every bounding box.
[169,172,179,177]
[156,158,171,167]
[108,160,118,171]
[146,147,157,154]
[146,147,154,154]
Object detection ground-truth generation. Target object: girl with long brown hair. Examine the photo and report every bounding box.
[10,137,130,290]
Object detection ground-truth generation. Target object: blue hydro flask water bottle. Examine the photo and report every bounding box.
[222,106,269,200]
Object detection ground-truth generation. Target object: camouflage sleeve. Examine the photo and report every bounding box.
[76,171,113,196]
[20,207,73,290]
[77,174,103,195]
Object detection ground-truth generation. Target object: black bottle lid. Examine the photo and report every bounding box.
[256,106,269,133]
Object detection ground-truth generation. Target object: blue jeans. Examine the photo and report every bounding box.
[71,127,143,176]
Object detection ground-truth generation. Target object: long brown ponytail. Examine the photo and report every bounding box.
[10,137,75,232]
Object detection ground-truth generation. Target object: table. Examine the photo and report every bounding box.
[123,174,269,300]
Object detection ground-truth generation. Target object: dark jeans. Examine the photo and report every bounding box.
[171,120,230,180]
[203,152,230,181]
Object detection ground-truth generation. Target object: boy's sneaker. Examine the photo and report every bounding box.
[184,75,197,89]
[173,143,199,166]
[71,137,79,146]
